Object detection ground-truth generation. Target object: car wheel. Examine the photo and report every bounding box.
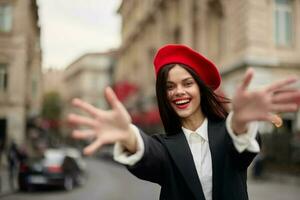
[63,176,74,191]
[75,173,86,186]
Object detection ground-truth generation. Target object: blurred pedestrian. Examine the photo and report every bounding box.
[0,136,5,192]
[68,44,300,200]
[7,141,20,190]
[252,153,265,179]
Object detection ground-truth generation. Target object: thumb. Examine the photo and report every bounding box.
[239,68,254,91]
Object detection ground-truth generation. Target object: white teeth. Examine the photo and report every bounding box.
[175,99,190,105]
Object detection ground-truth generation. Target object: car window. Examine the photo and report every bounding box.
[43,150,64,165]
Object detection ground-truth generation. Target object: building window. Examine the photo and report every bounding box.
[173,27,181,43]
[0,63,8,92]
[274,0,293,46]
[0,4,12,32]
[207,1,223,61]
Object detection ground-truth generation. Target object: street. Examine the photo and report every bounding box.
[1,157,299,200]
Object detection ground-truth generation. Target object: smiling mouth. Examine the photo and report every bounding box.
[174,99,190,105]
[173,99,191,109]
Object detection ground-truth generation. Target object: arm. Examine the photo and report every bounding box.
[67,87,138,155]
[68,87,167,184]
[126,130,167,185]
[230,68,300,135]
[227,69,300,169]
[112,125,167,184]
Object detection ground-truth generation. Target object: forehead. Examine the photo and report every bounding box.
[167,65,193,81]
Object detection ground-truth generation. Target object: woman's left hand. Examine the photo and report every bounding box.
[231,68,300,135]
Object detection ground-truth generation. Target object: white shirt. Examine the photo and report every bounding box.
[182,119,212,200]
[113,111,260,200]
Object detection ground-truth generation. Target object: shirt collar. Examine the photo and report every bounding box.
[182,118,208,141]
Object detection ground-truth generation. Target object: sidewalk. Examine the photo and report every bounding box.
[263,171,300,185]
[0,166,16,197]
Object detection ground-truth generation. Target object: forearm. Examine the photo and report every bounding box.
[226,111,260,153]
[231,112,248,135]
[119,124,139,154]
[114,125,145,166]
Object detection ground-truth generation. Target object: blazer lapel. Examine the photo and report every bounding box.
[164,132,206,200]
[208,120,227,200]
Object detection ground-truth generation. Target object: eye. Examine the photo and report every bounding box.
[184,81,194,87]
[166,84,175,91]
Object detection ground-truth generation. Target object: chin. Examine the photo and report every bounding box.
[175,111,192,119]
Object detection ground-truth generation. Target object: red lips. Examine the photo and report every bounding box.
[173,98,191,109]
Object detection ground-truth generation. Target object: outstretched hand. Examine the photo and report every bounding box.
[68,87,137,155]
[231,68,300,134]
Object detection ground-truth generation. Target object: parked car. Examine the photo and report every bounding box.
[18,148,86,191]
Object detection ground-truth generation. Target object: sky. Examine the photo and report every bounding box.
[37,0,121,69]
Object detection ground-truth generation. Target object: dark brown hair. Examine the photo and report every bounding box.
[156,64,229,135]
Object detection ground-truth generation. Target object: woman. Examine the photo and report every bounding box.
[68,44,300,200]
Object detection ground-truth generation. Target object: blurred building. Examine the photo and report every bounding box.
[0,0,42,148]
[116,0,300,165]
[43,68,65,98]
[63,51,117,120]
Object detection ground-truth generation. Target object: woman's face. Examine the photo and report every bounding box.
[166,65,202,120]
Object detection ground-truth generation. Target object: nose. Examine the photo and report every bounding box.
[174,85,186,96]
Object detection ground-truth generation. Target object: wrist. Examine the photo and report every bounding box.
[231,113,248,135]
[120,125,137,153]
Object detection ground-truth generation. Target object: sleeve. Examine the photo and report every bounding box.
[114,125,167,185]
[113,124,145,166]
[226,111,260,153]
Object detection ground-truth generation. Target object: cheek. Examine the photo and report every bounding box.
[167,90,174,100]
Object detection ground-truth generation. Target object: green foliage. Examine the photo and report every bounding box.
[41,91,62,120]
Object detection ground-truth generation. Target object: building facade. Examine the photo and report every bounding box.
[63,51,117,120]
[0,0,42,148]
[43,68,65,98]
[116,0,300,165]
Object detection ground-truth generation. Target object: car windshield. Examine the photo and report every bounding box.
[43,150,65,166]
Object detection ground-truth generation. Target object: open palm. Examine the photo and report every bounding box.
[232,68,300,130]
[68,87,133,155]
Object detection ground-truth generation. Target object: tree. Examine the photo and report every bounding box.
[41,91,64,147]
[41,91,62,121]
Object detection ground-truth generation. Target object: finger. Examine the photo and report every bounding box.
[83,138,104,155]
[72,130,96,140]
[272,90,300,104]
[266,76,298,93]
[270,103,299,113]
[239,68,254,91]
[68,114,98,127]
[72,98,101,117]
[105,87,123,110]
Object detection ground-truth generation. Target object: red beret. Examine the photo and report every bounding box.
[153,44,221,90]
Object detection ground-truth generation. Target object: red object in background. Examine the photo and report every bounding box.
[113,81,138,102]
[47,165,62,173]
[19,163,29,173]
[42,119,60,129]
[144,107,161,124]
[131,107,161,125]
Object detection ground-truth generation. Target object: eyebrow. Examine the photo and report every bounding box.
[167,77,194,84]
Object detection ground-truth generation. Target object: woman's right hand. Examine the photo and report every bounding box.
[67,87,137,155]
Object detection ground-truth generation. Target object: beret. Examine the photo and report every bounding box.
[153,44,221,90]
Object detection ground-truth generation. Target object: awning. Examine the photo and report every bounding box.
[131,107,161,125]
[113,81,138,102]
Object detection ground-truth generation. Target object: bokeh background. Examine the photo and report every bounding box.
[0,0,300,199]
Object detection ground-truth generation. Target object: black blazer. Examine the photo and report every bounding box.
[127,119,259,200]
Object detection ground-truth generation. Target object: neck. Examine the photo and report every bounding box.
[181,112,205,131]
